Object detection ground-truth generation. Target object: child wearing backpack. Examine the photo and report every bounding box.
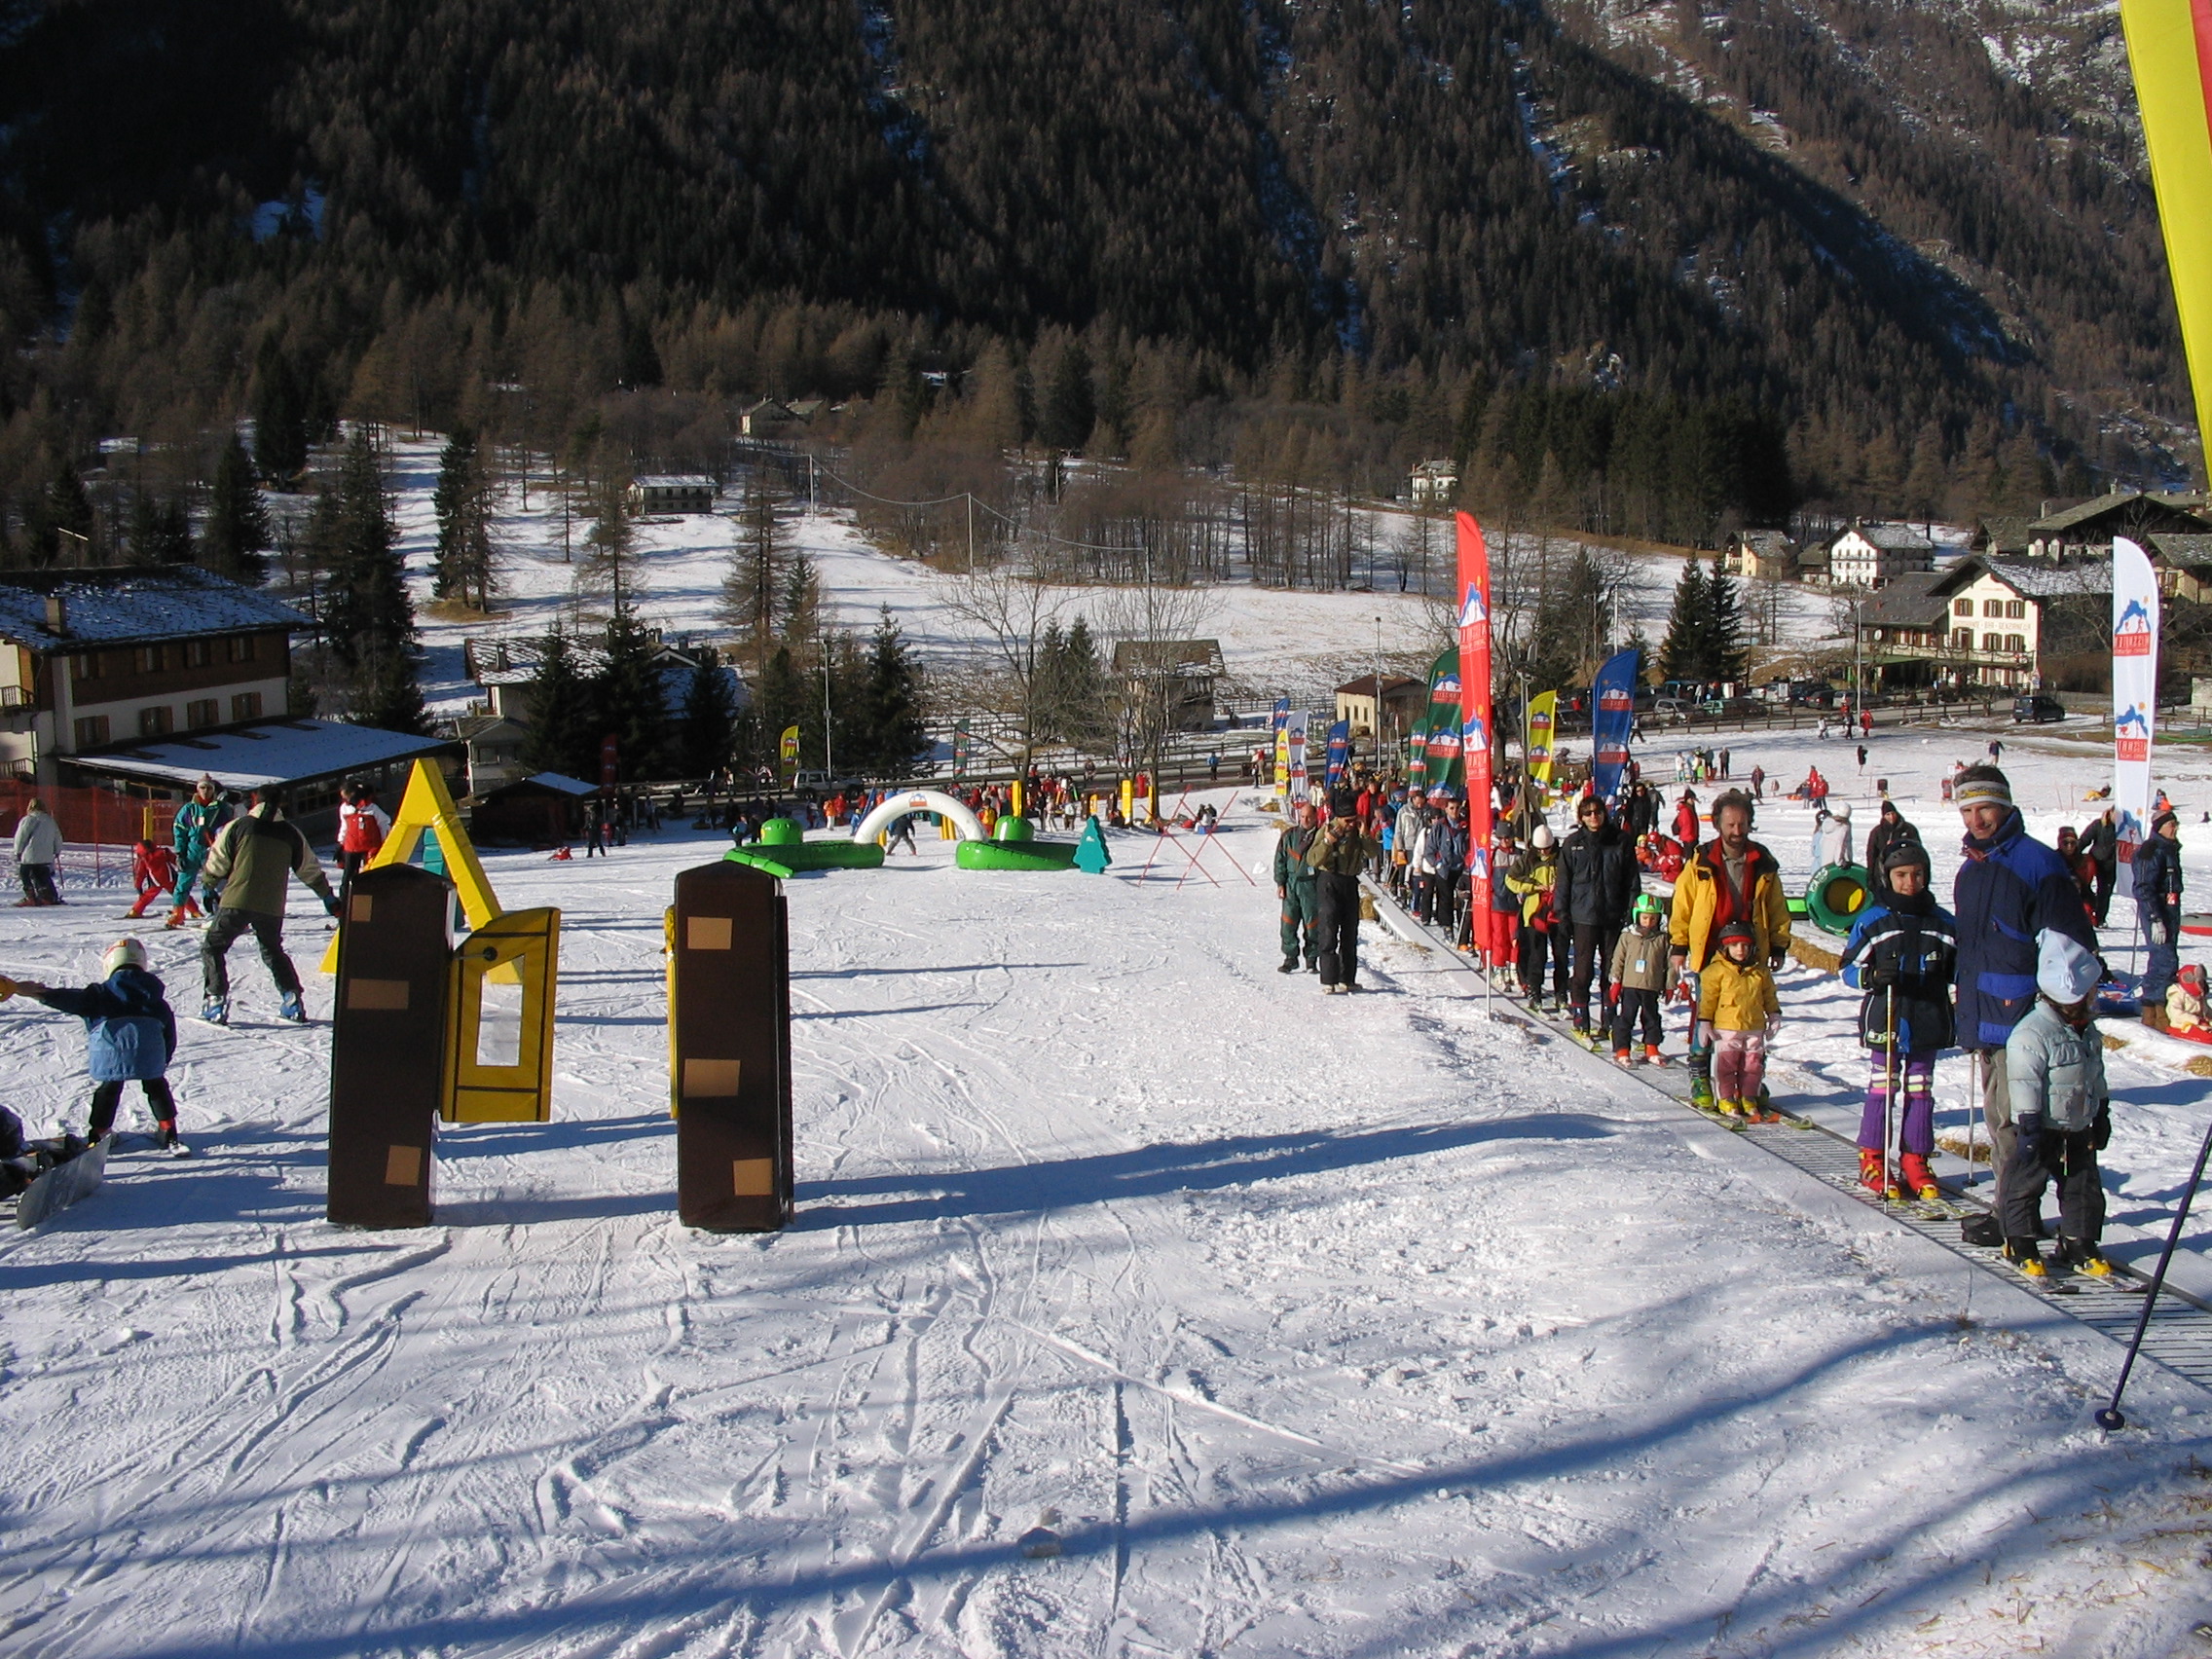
[1699,922,1781,1121]
[13,939,187,1153]
[1838,842,1959,1198]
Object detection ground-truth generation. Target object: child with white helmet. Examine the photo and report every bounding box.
[12,938,186,1153]
[1998,929,2114,1279]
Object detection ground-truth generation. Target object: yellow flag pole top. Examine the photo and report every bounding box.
[318,759,504,975]
[2124,0,2212,456]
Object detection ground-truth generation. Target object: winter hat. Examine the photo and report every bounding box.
[2154,808,2179,832]
[1882,840,1931,874]
[1953,765,2012,809]
[102,938,147,976]
[2034,929,2101,1005]
[1530,824,1555,849]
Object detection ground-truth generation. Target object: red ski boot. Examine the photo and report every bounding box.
[1899,1153,1938,1201]
[1859,1148,1892,1196]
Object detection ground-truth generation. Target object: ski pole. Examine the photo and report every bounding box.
[1884,984,1900,1196]
[2097,1113,2212,1430]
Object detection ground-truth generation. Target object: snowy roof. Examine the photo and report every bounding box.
[488,771,600,799]
[63,719,456,793]
[632,475,716,491]
[1834,522,1934,553]
[1737,530,1794,554]
[0,568,308,652]
[1976,558,2110,600]
[2151,534,2212,569]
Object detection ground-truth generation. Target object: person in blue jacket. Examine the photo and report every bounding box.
[1950,765,2098,1240]
[15,938,184,1151]
[2132,808,2185,1019]
[1840,842,1957,1199]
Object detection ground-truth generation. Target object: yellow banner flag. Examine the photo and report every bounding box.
[1526,691,1559,793]
[2124,0,2212,447]
[778,724,800,765]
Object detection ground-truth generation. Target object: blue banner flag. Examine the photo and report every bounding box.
[1590,647,1641,804]
[1324,720,1351,791]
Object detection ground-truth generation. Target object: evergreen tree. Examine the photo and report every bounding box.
[852,607,927,776]
[252,340,311,483]
[126,493,194,568]
[24,451,93,567]
[521,627,600,779]
[592,605,670,780]
[1657,555,1712,684]
[1705,553,1749,683]
[721,473,789,674]
[431,425,497,608]
[778,545,822,645]
[581,471,636,608]
[201,433,270,582]
[676,644,738,779]
[751,644,810,772]
[1041,338,1094,452]
[320,427,424,726]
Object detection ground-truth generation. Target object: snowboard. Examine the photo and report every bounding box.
[15,1137,110,1229]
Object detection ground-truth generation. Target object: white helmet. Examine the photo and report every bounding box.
[103,938,148,976]
[1531,825,1555,849]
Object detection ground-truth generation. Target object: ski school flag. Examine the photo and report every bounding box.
[1525,690,1558,797]
[1590,646,1641,804]
[778,724,801,772]
[1407,715,1430,785]
[1272,696,1291,796]
[1286,710,1310,802]
[1324,719,1351,791]
[1456,511,1496,957]
[1420,646,1462,792]
[2123,0,2212,451]
[2114,535,2160,864]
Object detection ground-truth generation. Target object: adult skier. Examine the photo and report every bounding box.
[198,790,342,1024]
[11,797,62,905]
[1306,805,1375,994]
[1552,794,1638,1039]
[2082,806,2120,925]
[1950,764,2099,1245]
[1272,800,1322,974]
[335,781,390,893]
[166,775,232,928]
[1811,801,1853,869]
[2133,808,2184,1026]
[1669,789,1791,1107]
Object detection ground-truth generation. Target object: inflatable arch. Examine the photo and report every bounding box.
[850,789,986,845]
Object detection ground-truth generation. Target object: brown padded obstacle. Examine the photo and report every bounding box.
[328,863,455,1227]
[670,861,793,1232]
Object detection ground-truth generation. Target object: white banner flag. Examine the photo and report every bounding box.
[2113,535,2160,866]
[1286,710,1309,803]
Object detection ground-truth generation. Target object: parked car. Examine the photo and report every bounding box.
[2011,693,2067,724]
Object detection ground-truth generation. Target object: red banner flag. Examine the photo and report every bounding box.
[1456,512,1495,961]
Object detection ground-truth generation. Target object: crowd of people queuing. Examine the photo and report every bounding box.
[1271,753,2166,1283]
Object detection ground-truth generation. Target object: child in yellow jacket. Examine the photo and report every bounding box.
[1698,922,1782,1121]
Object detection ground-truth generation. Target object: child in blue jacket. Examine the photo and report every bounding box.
[16,938,184,1152]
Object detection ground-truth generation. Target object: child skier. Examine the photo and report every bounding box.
[1698,921,1781,1121]
[128,837,182,919]
[1838,843,1958,1198]
[2000,930,2115,1279]
[1606,893,1676,1067]
[13,939,186,1153]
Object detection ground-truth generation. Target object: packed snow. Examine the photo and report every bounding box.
[7,455,2212,1652]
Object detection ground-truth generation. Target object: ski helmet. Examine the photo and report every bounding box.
[1633,894,1662,923]
[103,938,148,976]
[1717,921,1756,951]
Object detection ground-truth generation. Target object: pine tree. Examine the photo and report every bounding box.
[24,451,94,567]
[522,627,600,779]
[126,494,193,567]
[676,644,738,779]
[431,424,497,608]
[721,473,789,674]
[592,605,669,780]
[252,339,311,483]
[1657,555,1712,684]
[581,471,636,608]
[778,546,822,646]
[751,645,810,772]
[1705,553,1749,683]
[201,433,269,582]
[853,607,927,776]
[1041,338,1094,452]
[320,427,424,727]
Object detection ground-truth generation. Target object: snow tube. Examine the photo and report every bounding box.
[724,817,886,879]
[1804,863,1872,937]
[955,815,1079,871]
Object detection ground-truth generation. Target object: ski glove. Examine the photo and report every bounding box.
[2014,1112,2046,1163]
[2093,1104,2113,1151]
[323,893,343,918]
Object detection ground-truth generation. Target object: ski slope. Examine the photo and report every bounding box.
[4,785,2212,1656]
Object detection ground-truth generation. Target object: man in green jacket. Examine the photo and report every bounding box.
[1272,801,1321,974]
[1307,807,1377,993]
[199,790,342,1025]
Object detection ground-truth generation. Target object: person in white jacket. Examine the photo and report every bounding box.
[12,798,63,906]
[1811,800,1853,869]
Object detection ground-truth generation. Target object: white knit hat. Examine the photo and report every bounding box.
[1531,824,1555,849]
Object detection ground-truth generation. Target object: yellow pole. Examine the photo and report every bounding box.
[1120,779,1134,822]
[1011,778,1024,817]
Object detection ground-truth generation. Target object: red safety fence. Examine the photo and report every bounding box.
[0,782,179,891]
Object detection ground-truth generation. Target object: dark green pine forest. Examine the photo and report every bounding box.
[0,0,2186,550]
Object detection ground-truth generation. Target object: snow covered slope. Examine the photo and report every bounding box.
[2,785,2211,1654]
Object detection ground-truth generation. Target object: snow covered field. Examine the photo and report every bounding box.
[6,746,2212,1653]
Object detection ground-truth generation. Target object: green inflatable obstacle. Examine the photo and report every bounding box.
[956,815,1081,871]
[724,817,886,879]
[1804,862,1872,936]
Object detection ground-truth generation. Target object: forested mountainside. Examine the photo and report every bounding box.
[0,0,2186,534]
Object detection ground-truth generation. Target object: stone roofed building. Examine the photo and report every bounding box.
[1851,555,2107,691]
[0,567,312,785]
[1824,521,1936,589]
[627,475,718,514]
[2148,534,2212,602]
[1724,529,1796,580]
[2018,490,2212,562]
[1972,516,2036,558]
